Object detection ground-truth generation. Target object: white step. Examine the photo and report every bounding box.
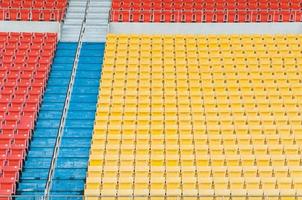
[61,0,112,42]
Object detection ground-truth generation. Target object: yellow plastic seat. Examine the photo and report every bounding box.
[242,166,257,177]
[213,178,229,190]
[231,189,247,200]
[261,177,277,189]
[277,177,293,189]
[284,145,299,155]
[255,155,271,166]
[279,190,296,200]
[214,189,231,200]
[245,177,261,189]
[212,166,227,177]
[197,166,211,178]
[229,178,244,189]
[241,155,255,166]
[293,178,302,189]
[166,177,182,195]
[198,178,213,190]
[211,155,225,166]
[286,155,301,166]
[246,189,263,200]
[289,166,302,177]
[271,155,286,166]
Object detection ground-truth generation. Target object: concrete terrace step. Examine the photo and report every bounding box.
[61,0,111,42]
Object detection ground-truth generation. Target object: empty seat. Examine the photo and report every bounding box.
[0,0,67,21]
[110,0,302,23]
[85,34,302,200]
[0,32,57,198]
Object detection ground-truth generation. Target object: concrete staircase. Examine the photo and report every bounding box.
[61,0,111,42]
[83,0,111,42]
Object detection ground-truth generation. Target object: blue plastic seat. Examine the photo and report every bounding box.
[53,168,86,180]
[34,128,58,137]
[63,128,93,138]
[20,169,49,180]
[17,43,79,196]
[56,158,88,168]
[69,94,97,103]
[65,119,94,128]
[24,158,52,169]
[47,77,71,85]
[27,148,54,157]
[30,138,56,147]
[40,103,65,111]
[42,95,66,103]
[53,56,76,64]
[35,119,61,128]
[60,138,91,147]
[67,111,95,120]
[58,148,89,158]
[73,78,99,86]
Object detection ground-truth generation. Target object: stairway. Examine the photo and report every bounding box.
[16,43,78,199]
[60,0,87,42]
[61,0,111,42]
[83,0,112,42]
[48,43,105,199]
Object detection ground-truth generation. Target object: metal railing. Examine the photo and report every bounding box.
[109,9,302,22]
[0,8,65,21]
[43,0,90,198]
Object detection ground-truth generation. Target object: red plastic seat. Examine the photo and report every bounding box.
[0,32,57,197]
[2,0,67,21]
[110,0,302,22]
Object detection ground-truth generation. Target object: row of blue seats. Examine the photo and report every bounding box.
[16,43,78,199]
[49,43,105,200]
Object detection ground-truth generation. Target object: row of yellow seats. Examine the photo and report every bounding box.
[107,51,301,58]
[95,118,302,125]
[100,70,302,77]
[106,34,302,43]
[96,99,302,107]
[90,144,301,155]
[85,177,302,191]
[99,80,302,87]
[101,69,302,77]
[105,45,301,53]
[97,92,301,99]
[96,107,301,113]
[105,58,301,64]
[84,191,301,200]
[87,165,302,177]
[106,40,301,47]
[105,45,301,52]
[94,122,302,130]
[101,65,302,74]
[99,76,302,82]
[99,87,302,93]
[91,133,302,144]
[89,138,301,148]
[100,71,302,79]
[88,154,302,166]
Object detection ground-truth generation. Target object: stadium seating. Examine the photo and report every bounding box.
[85,34,302,199]
[0,32,57,198]
[16,42,77,199]
[0,0,67,21]
[49,43,104,200]
[110,0,302,22]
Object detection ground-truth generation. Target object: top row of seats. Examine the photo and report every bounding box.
[0,0,301,22]
[110,0,302,22]
[0,0,67,21]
